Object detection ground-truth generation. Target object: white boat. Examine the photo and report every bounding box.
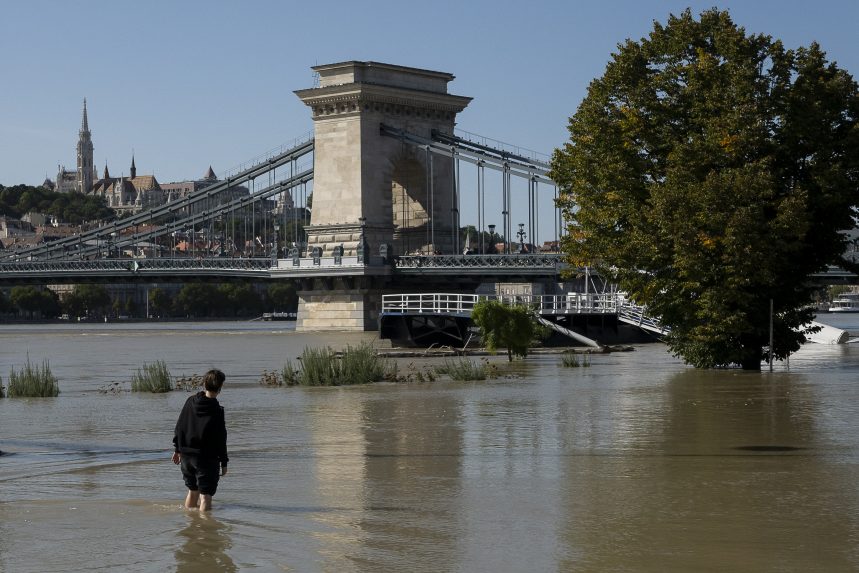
[829,293,859,312]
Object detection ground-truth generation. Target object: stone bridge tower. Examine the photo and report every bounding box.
[295,61,471,257]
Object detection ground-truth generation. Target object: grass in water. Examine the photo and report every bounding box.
[131,360,173,393]
[561,352,591,368]
[7,358,59,397]
[282,342,391,386]
[434,358,489,381]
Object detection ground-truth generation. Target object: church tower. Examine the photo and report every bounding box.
[76,98,94,194]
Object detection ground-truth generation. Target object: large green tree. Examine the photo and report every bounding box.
[550,9,859,370]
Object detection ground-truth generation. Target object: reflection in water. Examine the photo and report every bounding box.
[559,368,859,571]
[175,511,236,573]
[355,390,464,571]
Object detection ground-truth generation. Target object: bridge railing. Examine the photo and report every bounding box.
[382,293,483,316]
[0,257,273,274]
[381,292,620,316]
[394,254,563,269]
[616,301,669,335]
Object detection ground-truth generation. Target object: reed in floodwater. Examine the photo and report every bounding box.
[131,360,173,393]
[560,352,591,368]
[435,358,491,381]
[7,358,59,397]
[282,342,392,386]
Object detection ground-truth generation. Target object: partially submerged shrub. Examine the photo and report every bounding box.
[561,351,591,368]
[259,370,282,386]
[435,358,489,381]
[7,358,59,397]
[471,300,542,361]
[283,342,392,386]
[338,342,389,385]
[175,374,202,392]
[131,360,173,393]
[97,382,123,395]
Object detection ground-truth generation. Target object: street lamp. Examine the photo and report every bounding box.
[272,223,280,264]
[487,224,496,254]
[517,223,526,253]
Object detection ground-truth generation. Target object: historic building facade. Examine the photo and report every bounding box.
[90,157,163,214]
[52,99,163,214]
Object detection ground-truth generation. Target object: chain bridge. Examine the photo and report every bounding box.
[0,61,572,331]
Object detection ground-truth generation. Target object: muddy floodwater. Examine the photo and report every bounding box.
[2,318,859,572]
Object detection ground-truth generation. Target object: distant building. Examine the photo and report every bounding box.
[55,99,96,194]
[46,99,288,218]
[161,166,260,215]
[0,216,35,239]
[91,157,163,214]
[160,166,219,203]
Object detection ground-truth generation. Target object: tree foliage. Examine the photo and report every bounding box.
[550,9,859,369]
[0,289,12,314]
[63,284,111,318]
[471,300,538,361]
[0,184,114,224]
[173,282,265,317]
[9,286,61,319]
[148,288,173,318]
[266,282,298,312]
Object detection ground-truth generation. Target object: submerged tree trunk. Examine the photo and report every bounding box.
[740,344,762,371]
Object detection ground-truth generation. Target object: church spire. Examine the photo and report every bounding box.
[130,154,137,179]
[76,97,94,193]
[80,98,90,133]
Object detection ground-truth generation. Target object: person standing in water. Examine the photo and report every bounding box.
[172,369,229,511]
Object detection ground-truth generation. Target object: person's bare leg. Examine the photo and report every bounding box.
[199,494,213,511]
[184,489,200,509]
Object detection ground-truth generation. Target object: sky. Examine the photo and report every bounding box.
[2,0,857,241]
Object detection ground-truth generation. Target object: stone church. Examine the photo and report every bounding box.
[53,99,162,213]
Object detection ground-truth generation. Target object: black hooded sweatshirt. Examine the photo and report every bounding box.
[173,391,229,467]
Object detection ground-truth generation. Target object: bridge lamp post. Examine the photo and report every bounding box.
[517,223,526,254]
[272,223,280,264]
[487,224,496,255]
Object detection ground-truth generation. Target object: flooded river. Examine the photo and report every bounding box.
[2,318,859,572]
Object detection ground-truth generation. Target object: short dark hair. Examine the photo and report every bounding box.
[203,369,225,393]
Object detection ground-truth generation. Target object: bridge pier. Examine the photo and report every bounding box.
[294,276,386,331]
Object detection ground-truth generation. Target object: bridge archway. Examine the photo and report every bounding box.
[390,151,429,255]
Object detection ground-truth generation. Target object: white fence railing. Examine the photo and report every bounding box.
[381,293,621,316]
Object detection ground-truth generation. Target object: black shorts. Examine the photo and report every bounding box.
[180,454,220,496]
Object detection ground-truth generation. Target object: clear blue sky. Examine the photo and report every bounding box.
[2,1,857,238]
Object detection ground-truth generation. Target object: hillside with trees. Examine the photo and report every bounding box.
[0,184,114,224]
